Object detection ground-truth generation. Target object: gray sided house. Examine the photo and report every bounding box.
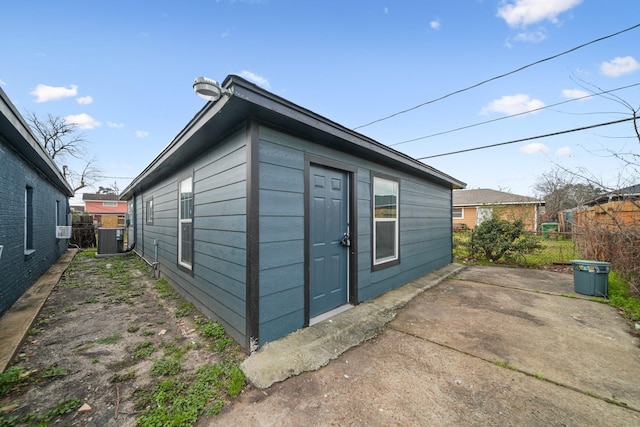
[0,87,74,316]
[121,75,465,350]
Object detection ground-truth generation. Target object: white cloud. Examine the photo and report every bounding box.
[136,130,149,138]
[31,84,78,103]
[430,20,441,30]
[520,143,549,154]
[107,121,125,128]
[239,70,271,89]
[0,79,6,86]
[561,88,589,100]
[384,7,388,14]
[497,0,582,28]
[76,95,93,105]
[480,94,545,115]
[600,56,640,77]
[556,146,572,156]
[64,113,101,129]
[513,28,546,43]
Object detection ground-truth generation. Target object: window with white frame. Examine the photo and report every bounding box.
[178,176,193,270]
[25,187,34,253]
[452,207,463,219]
[145,198,154,224]
[102,201,118,207]
[372,174,399,269]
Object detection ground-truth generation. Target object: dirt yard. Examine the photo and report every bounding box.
[0,250,246,426]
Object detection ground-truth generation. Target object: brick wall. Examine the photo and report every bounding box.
[0,140,69,315]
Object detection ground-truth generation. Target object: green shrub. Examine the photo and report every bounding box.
[467,219,541,262]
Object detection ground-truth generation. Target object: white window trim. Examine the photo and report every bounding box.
[453,207,464,219]
[372,175,399,266]
[102,201,118,207]
[145,198,154,224]
[178,176,193,270]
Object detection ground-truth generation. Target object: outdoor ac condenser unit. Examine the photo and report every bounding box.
[97,228,124,255]
[56,226,72,239]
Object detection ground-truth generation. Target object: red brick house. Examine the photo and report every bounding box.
[82,193,127,228]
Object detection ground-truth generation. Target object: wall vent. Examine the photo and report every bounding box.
[56,226,72,239]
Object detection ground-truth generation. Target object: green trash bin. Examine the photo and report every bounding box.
[570,260,610,297]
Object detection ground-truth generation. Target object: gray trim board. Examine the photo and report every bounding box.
[246,119,260,350]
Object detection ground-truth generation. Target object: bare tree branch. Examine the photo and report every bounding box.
[25,111,87,161]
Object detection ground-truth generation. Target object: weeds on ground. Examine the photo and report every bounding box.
[2,248,246,426]
[175,302,196,318]
[135,361,245,427]
[132,340,155,359]
[97,332,123,344]
[0,397,81,426]
[608,271,640,322]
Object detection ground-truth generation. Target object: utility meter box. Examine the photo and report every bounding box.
[98,228,124,255]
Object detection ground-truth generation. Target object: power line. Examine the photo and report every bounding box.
[353,23,640,130]
[417,117,635,160]
[390,82,640,147]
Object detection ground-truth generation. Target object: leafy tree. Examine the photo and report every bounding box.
[468,219,541,262]
[97,182,119,194]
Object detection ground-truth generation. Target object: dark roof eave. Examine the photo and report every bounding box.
[0,88,74,197]
[121,75,465,199]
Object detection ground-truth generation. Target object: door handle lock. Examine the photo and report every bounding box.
[340,233,351,247]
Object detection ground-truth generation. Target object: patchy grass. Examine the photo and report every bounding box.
[135,361,245,426]
[521,237,582,266]
[608,271,640,322]
[97,332,123,344]
[175,302,196,318]
[1,249,246,427]
[197,319,235,352]
[132,340,155,360]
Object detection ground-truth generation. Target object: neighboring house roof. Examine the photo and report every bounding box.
[83,193,126,215]
[82,193,122,201]
[0,87,73,197]
[586,183,640,205]
[121,75,465,199]
[453,189,543,206]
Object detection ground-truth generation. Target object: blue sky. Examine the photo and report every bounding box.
[1,0,639,200]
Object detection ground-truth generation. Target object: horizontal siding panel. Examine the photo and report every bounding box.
[197,164,246,191]
[259,309,304,344]
[196,228,246,250]
[197,197,246,216]
[197,215,246,233]
[260,216,304,243]
[197,181,245,205]
[259,287,304,324]
[196,252,246,283]
[195,145,246,179]
[260,162,304,193]
[259,263,304,296]
[259,240,304,270]
[259,139,304,168]
[194,240,246,267]
[260,189,304,216]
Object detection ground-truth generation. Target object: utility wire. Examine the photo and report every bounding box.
[390,82,640,147]
[353,23,640,130]
[417,117,635,160]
